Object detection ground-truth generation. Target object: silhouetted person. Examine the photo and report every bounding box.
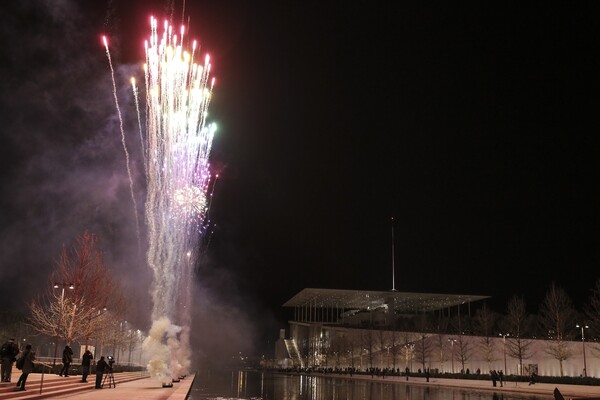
[0,338,19,382]
[491,370,498,387]
[59,345,73,377]
[528,371,537,385]
[15,344,35,391]
[81,350,93,383]
[405,366,410,381]
[554,387,565,400]
[498,369,504,387]
[95,356,108,389]
[425,368,430,382]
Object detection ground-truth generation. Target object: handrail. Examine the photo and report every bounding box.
[36,361,53,395]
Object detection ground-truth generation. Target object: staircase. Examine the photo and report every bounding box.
[284,339,304,369]
[0,370,148,400]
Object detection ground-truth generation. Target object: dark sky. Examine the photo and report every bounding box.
[1,1,600,356]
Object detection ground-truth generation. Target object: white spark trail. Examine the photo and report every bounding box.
[141,16,216,382]
[103,37,142,256]
[131,77,147,176]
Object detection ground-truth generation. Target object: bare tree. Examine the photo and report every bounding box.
[329,332,344,369]
[389,328,401,371]
[376,329,389,369]
[538,282,576,377]
[504,295,535,375]
[473,303,499,370]
[27,232,121,359]
[584,278,600,359]
[347,330,360,371]
[400,332,418,371]
[432,333,449,372]
[361,329,375,372]
[455,334,473,373]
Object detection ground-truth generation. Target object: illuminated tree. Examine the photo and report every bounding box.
[473,303,499,370]
[27,231,124,350]
[455,334,473,373]
[584,278,600,358]
[504,295,535,375]
[538,282,576,377]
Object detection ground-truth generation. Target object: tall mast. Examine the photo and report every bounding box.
[391,216,396,291]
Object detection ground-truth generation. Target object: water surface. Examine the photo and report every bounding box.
[188,370,551,400]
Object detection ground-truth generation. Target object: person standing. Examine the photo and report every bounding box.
[59,345,73,377]
[15,344,35,391]
[81,350,93,383]
[0,338,19,382]
[498,369,504,387]
[490,370,498,387]
[95,356,108,389]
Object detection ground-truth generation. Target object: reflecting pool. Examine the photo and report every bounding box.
[188,370,551,400]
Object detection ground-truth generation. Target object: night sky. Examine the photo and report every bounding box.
[1,1,600,357]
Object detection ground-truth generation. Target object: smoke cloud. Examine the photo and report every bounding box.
[0,0,272,376]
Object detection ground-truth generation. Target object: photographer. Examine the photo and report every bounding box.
[94,356,109,389]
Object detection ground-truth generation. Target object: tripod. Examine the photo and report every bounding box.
[101,367,116,388]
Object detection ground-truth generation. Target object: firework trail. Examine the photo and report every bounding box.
[141,17,216,381]
[131,77,147,175]
[103,36,143,255]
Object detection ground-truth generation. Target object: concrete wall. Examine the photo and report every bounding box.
[286,322,599,377]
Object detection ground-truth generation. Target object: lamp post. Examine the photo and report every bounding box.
[448,338,457,373]
[576,323,589,377]
[404,343,414,372]
[52,283,74,365]
[499,333,509,374]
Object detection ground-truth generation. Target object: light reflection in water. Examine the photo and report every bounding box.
[190,371,551,400]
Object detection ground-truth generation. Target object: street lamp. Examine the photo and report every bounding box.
[404,343,414,372]
[52,283,74,365]
[499,333,510,374]
[448,338,457,373]
[576,323,589,377]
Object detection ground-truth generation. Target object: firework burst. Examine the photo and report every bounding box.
[104,14,217,383]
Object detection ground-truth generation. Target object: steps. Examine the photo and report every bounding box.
[284,339,304,369]
[0,371,149,400]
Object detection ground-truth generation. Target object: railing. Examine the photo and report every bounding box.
[36,361,53,395]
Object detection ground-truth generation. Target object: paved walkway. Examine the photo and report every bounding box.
[316,373,600,399]
[7,368,600,399]
[0,367,195,400]
[59,374,195,400]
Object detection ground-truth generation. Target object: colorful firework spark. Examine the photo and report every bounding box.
[105,15,217,383]
[143,16,216,322]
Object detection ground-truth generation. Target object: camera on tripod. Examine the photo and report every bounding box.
[102,356,116,388]
[107,356,115,370]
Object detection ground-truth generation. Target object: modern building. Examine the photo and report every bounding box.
[274,288,596,377]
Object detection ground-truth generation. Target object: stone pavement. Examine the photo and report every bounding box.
[58,374,195,400]
[318,373,600,399]
[5,367,600,400]
[0,366,195,400]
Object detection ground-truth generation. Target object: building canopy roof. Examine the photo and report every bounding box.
[283,288,489,314]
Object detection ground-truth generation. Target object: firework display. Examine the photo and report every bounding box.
[105,16,217,383]
[143,17,216,381]
[143,16,216,321]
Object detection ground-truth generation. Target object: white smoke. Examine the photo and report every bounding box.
[143,317,190,383]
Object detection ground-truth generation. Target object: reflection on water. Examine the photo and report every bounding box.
[188,370,550,400]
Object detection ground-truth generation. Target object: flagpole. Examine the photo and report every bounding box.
[391,216,396,291]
